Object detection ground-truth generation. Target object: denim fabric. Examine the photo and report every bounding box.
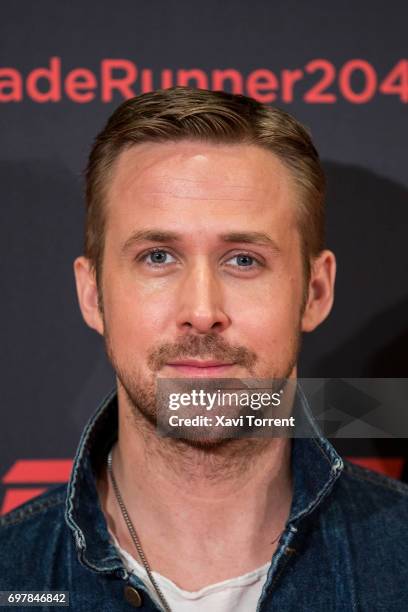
[1,388,408,611]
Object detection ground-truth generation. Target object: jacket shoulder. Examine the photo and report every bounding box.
[334,459,408,524]
[0,485,71,589]
[341,459,408,498]
[0,484,67,530]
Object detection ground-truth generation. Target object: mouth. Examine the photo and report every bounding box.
[165,360,236,377]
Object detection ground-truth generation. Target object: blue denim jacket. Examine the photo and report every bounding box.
[1,388,408,611]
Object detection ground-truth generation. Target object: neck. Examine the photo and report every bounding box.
[98,385,294,590]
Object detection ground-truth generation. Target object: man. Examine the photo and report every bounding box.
[1,87,407,611]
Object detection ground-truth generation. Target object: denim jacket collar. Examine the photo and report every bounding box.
[64,386,344,574]
[65,389,123,574]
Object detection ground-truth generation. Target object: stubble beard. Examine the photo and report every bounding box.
[103,323,301,456]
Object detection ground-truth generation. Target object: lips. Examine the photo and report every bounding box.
[167,360,234,367]
[165,360,235,377]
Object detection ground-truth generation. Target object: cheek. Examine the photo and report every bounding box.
[102,282,167,358]
[230,271,302,324]
[233,298,297,346]
[228,275,302,356]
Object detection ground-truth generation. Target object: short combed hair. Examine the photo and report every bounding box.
[85,86,325,285]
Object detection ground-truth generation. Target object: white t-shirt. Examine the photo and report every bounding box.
[109,530,270,611]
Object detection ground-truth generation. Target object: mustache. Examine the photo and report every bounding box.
[147,334,258,372]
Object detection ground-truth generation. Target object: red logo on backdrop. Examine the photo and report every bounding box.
[0,57,407,104]
[0,460,73,515]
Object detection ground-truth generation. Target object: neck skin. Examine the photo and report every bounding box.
[98,384,294,591]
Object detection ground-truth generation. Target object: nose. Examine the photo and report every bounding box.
[175,260,231,334]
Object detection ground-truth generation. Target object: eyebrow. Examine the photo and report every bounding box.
[121,229,281,254]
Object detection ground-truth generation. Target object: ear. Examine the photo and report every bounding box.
[73,256,104,335]
[301,250,336,332]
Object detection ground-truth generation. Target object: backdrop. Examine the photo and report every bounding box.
[1,0,407,514]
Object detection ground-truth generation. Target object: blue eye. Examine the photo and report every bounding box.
[143,249,176,265]
[235,254,254,266]
[226,253,259,268]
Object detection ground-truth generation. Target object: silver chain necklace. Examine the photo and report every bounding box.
[107,449,172,612]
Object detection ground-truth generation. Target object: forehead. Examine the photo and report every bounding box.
[105,140,299,236]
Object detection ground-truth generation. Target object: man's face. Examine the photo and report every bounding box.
[75,140,335,430]
[99,141,305,421]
